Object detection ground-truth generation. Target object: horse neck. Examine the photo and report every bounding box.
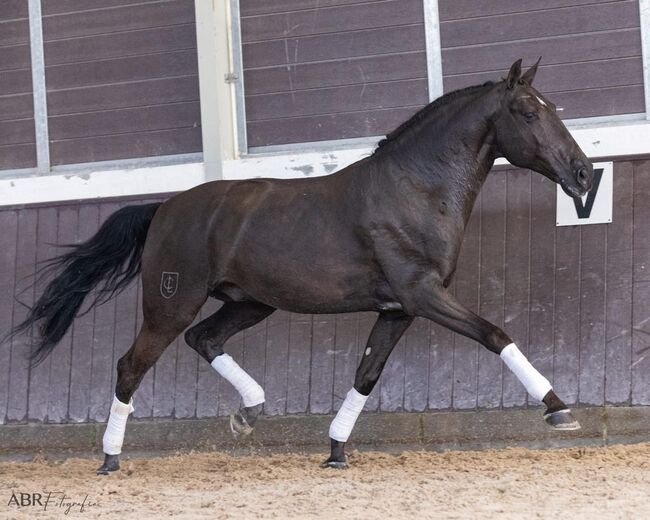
[369,91,499,220]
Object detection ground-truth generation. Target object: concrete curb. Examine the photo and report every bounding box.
[0,406,648,455]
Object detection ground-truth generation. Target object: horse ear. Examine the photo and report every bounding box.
[506,59,522,89]
[521,57,541,85]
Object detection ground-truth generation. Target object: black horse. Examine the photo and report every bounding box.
[11,59,593,473]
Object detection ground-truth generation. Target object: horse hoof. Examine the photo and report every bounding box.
[96,454,120,475]
[229,411,254,438]
[544,409,581,430]
[320,459,349,470]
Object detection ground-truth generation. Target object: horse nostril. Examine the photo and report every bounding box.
[576,167,589,188]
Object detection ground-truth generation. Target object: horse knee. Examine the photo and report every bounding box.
[184,325,223,361]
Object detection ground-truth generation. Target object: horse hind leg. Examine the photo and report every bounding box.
[184,301,275,437]
[97,303,205,475]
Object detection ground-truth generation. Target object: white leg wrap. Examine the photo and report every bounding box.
[329,388,368,442]
[500,343,552,401]
[211,353,265,407]
[102,395,134,455]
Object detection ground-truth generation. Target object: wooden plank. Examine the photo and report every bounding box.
[503,169,530,407]
[47,76,199,116]
[68,205,99,422]
[50,126,201,166]
[45,49,199,90]
[553,225,581,406]
[546,85,645,120]
[0,93,33,122]
[631,160,650,405]
[173,316,200,419]
[26,207,57,422]
[403,317,429,412]
[332,314,358,411]
[440,1,640,48]
[428,318,454,409]
[444,58,644,97]
[0,118,35,146]
[152,339,178,418]
[241,0,373,17]
[262,310,289,416]
[309,315,336,414]
[439,0,620,21]
[286,314,313,413]
[527,175,556,407]
[452,197,481,409]
[7,208,37,422]
[247,106,422,147]
[42,0,161,16]
[442,29,642,76]
[578,224,607,405]
[0,0,28,21]
[246,80,428,122]
[0,19,29,47]
[0,43,30,72]
[244,51,427,95]
[241,0,424,43]
[49,102,200,141]
[0,143,36,171]
[88,203,120,422]
[195,299,221,418]
[0,210,19,423]
[43,1,195,41]
[477,173,506,409]
[47,206,78,422]
[379,333,405,412]
[243,24,425,69]
[605,162,633,404]
[45,24,197,66]
[0,69,32,96]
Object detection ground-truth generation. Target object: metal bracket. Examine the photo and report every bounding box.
[224,72,239,83]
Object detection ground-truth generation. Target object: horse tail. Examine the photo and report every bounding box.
[10,202,162,367]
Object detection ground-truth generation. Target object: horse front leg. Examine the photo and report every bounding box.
[321,311,414,469]
[407,282,580,430]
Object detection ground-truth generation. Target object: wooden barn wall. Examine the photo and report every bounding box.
[41,0,202,166]
[0,160,648,424]
[438,0,645,119]
[0,0,36,170]
[240,0,429,147]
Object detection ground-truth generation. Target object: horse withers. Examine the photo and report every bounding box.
[10,59,593,473]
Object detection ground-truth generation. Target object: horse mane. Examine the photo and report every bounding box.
[374,80,497,153]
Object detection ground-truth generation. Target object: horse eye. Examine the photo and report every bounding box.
[524,111,537,121]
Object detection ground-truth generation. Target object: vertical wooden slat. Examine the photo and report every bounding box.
[527,175,556,407]
[89,203,120,422]
[553,225,581,406]
[332,314,358,411]
[578,223,607,405]
[309,315,336,414]
[503,169,531,407]
[174,317,200,419]
[47,205,78,422]
[631,160,650,404]
[263,310,289,415]
[380,333,405,411]
[7,208,37,422]
[477,173,506,409]
[68,205,99,422]
[452,196,481,409]
[27,207,57,422]
[286,313,312,413]
[153,337,178,418]
[605,162,633,404]
[0,210,19,424]
[428,319,454,409]
[403,317,429,411]
[195,299,221,418]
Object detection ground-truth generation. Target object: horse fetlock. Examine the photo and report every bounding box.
[96,454,120,476]
[321,439,348,469]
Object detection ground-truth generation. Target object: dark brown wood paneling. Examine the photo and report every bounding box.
[263,311,290,416]
[439,0,644,119]
[502,170,531,407]
[309,315,336,414]
[195,299,221,418]
[380,321,406,412]
[286,314,312,413]
[605,162,633,404]
[42,0,161,15]
[240,0,378,17]
[43,1,200,165]
[242,0,428,147]
[403,318,430,411]
[631,160,650,405]
[0,93,34,121]
[0,210,18,423]
[333,314,359,411]
[0,0,28,21]
[452,197,481,409]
